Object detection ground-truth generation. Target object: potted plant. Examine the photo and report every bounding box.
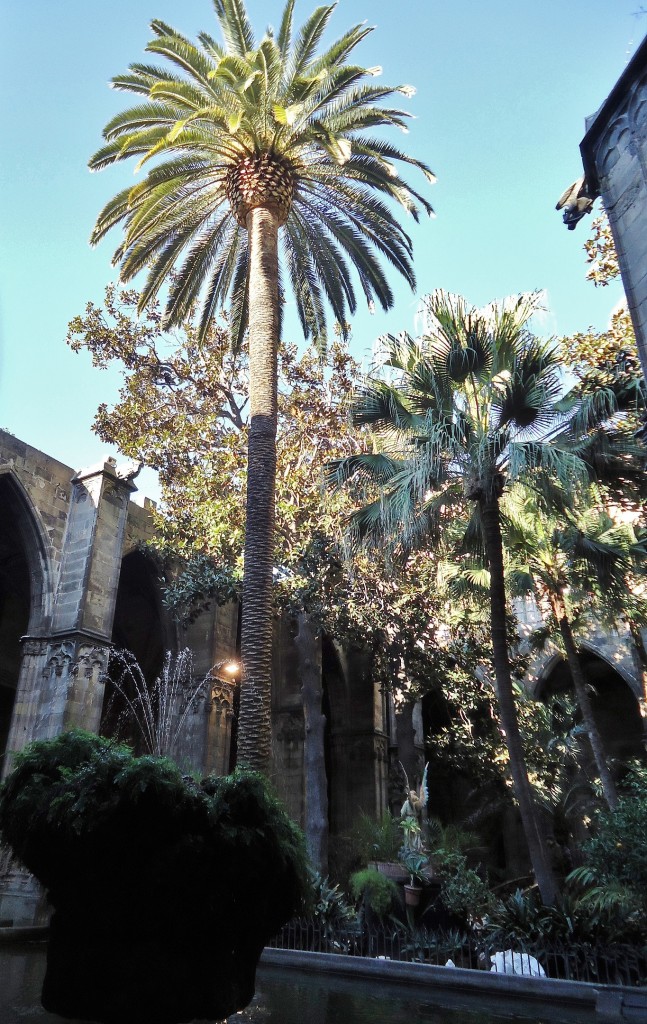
[400,849,430,906]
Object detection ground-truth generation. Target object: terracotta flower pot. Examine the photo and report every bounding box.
[404,883,422,907]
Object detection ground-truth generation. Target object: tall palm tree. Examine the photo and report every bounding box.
[89,0,434,772]
[327,290,645,904]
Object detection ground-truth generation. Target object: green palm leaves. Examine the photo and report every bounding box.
[327,290,566,548]
[328,289,645,550]
[89,0,435,349]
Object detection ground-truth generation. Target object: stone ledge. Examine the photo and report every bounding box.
[0,926,48,943]
[260,947,647,1021]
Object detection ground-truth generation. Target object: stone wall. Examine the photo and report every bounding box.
[580,35,647,372]
[0,428,394,922]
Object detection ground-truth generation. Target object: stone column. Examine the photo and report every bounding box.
[3,460,135,773]
[204,676,237,776]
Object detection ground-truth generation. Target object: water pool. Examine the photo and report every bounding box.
[0,942,591,1024]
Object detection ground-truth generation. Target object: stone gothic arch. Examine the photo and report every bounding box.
[536,646,644,766]
[100,550,170,751]
[0,473,52,769]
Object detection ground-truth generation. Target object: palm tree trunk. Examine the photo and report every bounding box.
[627,616,647,750]
[296,610,329,874]
[550,593,619,810]
[236,206,280,773]
[480,494,559,905]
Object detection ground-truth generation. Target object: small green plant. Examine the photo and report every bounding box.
[349,811,402,866]
[399,848,429,886]
[400,815,423,850]
[350,868,398,918]
[559,767,647,943]
[309,871,356,930]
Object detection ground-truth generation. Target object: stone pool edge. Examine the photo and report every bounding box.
[2,930,645,1021]
[0,925,48,942]
[260,947,647,1022]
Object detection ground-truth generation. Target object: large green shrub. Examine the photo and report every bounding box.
[577,783,647,898]
[565,774,647,943]
[435,850,492,926]
[0,730,309,1024]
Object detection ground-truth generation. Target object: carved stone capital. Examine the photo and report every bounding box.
[208,676,236,715]
[20,636,50,658]
[72,645,110,679]
[43,641,76,679]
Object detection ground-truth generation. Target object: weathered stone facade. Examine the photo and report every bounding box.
[0,428,398,923]
[579,35,647,372]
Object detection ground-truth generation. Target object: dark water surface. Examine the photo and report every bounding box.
[0,942,586,1024]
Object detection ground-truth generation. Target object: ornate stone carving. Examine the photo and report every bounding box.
[21,636,49,657]
[598,114,630,176]
[73,645,109,679]
[102,482,127,506]
[208,677,236,716]
[43,641,75,679]
[374,735,389,763]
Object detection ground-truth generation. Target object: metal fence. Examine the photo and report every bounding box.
[269,918,647,988]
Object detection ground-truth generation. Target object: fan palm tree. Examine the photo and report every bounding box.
[89,0,435,772]
[327,289,646,904]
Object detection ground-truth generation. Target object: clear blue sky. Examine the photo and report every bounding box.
[0,1,642,500]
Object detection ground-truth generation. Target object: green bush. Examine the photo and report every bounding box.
[0,730,309,1024]
[577,784,647,900]
[435,850,492,926]
[484,888,576,945]
[350,868,399,918]
[564,777,647,943]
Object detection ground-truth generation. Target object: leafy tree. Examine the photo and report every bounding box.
[561,212,645,429]
[504,493,641,810]
[583,214,620,286]
[586,522,647,749]
[560,210,647,743]
[69,284,462,871]
[327,289,646,904]
[88,0,435,773]
[68,285,358,572]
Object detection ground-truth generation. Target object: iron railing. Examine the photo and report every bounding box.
[269,918,647,988]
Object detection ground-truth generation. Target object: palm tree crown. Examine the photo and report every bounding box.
[328,290,643,545]
[89,0,435,348]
